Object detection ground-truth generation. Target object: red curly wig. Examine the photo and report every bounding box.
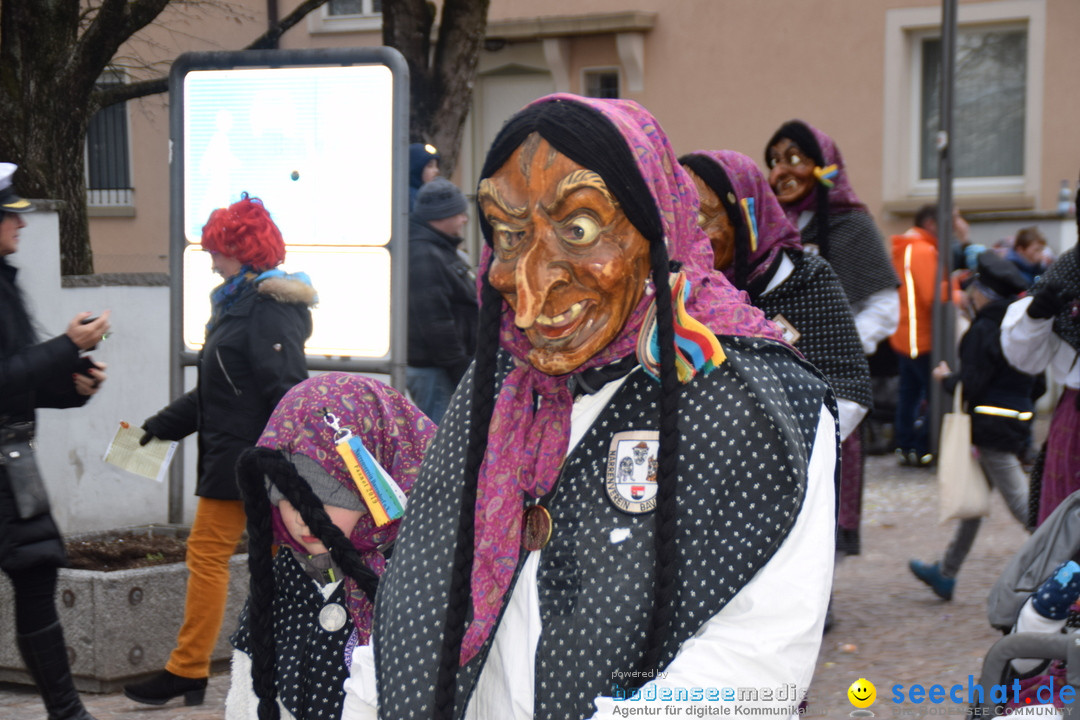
[200,193,285,271]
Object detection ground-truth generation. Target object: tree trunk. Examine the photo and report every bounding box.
[383,0,491,176]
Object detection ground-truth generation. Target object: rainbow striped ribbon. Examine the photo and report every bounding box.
[334,435,407,527]
[637,271,726,384]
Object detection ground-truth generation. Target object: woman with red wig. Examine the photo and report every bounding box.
[124,193,316,708]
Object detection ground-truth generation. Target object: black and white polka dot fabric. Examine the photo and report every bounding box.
[801,210,898,307]
[753,250,872,410]
[231,550,352,719]
[374,337,834,720]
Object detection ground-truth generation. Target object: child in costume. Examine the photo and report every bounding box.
[226,372,435,720]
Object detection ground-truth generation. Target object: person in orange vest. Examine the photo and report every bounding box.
[889,205,968,466]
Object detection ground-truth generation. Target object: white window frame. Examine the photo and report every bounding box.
[308,0,382,34]
[581,66,621,99]
[882,0,1045,203]
[85,69,133,211]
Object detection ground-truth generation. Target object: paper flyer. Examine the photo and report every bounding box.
[103,421,178,483]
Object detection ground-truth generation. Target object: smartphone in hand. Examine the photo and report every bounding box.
[75,356,100,377]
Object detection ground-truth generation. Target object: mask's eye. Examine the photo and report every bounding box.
[491,223,527,252]
[789,153,802,166]
[767,157,778,169]
[563,216,601,245]
[696,211,707,228]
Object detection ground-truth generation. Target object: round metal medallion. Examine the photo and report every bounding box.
[318,603,348,632]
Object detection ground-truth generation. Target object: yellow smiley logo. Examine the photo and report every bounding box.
[848,678,876,709]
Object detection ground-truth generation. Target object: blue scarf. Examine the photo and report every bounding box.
[207,266,258,334]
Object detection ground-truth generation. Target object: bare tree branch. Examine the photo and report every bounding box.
[95,0,332,109]
[248,0,331,50]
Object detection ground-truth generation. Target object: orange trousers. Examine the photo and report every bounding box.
[165,497,246,679]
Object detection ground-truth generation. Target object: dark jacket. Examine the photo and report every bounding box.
[144,275,314,500]
[406,219,477,383]
[0,259,87,572]
[943,297,1035,454]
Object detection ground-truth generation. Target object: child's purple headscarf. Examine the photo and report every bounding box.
[257,372,436,642]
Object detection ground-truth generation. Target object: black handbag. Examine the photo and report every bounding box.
[1,422,50,520]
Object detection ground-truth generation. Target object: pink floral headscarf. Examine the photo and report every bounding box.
[462,94,781,662]
[684,149,803,286]
[258,372,436,643]
[767,120,866,224]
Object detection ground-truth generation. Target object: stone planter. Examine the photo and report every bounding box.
[0,524,249,692]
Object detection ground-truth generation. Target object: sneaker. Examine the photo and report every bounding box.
[906,451,934,467]
[909,559,955,601]
[896,448,912,466]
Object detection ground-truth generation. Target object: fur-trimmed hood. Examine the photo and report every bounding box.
[257,273,318,307]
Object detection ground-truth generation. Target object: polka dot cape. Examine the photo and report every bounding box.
[374,336,835,719]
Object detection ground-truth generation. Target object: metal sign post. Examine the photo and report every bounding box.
[930,0,958,457]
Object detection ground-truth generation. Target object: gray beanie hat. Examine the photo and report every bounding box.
[267,452,365,512]
[412,177,467,222]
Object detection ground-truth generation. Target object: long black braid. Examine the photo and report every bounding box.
[431,98,684,718]
[432,276,503,719]
[766,120,830,259]
[235,446,382,720]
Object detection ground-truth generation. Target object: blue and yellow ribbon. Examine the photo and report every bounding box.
[813,164,838,189]
[740,197,759,253]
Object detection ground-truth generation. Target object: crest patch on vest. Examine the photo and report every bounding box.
[605,431,659,514]
[771,313,801,345]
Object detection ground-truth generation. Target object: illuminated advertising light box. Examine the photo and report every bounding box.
[171,49,408,367]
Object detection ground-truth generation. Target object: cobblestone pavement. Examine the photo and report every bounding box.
[0,453,1033,719]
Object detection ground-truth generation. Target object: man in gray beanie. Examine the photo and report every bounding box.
[407,177,478,423]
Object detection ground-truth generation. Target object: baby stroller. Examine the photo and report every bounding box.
[976,490,1080,715]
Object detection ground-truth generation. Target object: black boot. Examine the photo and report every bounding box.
[15,621,98,720]
[123,669,207,706]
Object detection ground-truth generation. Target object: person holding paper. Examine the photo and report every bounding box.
[0,162,110,720]
[225,372,434,719]
[124,193,315,708]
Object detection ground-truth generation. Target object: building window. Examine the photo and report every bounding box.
[311,0,382,32]
[918,27,1026,181]
[584,69,619,99]
[86,73,132,208]
[328,0,381,15]
[882,1,1044,206]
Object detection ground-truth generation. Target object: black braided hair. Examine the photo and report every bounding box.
[431,98,685,717]
[236,447,383,720]
[766,120,831,259]
[236,448,281,720]
[432,275,502,718]
[678,153,751,290]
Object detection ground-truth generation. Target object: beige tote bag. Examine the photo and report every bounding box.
[938,384,990,523]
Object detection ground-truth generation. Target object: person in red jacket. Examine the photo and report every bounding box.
[889,205,968,466]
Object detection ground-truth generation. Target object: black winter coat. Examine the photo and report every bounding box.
[0,259,87,572]
[144,275,314,500]
[406,220,478,383]
[943,298,1036,455]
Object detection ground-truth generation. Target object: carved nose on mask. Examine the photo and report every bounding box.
[512,227,564,329]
